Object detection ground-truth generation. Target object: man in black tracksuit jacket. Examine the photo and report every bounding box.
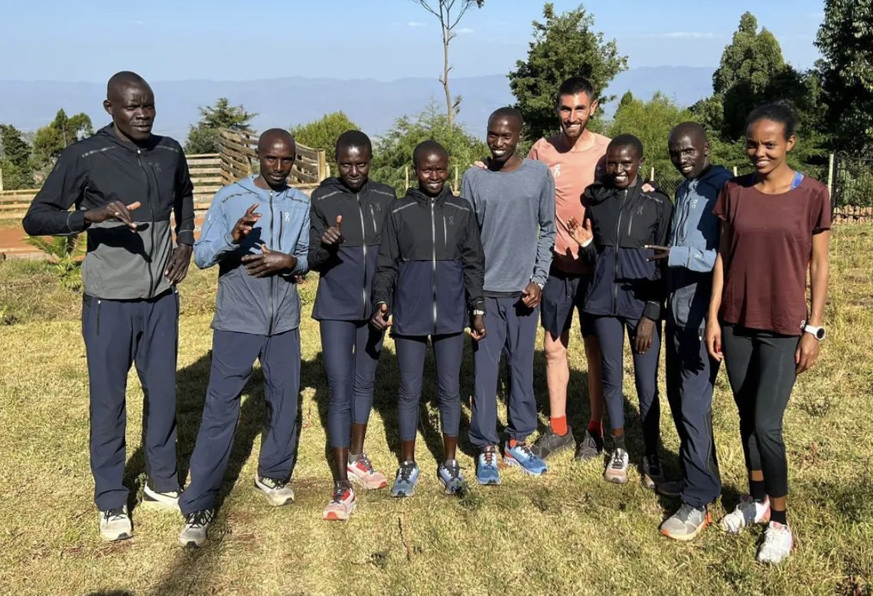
[370,141,485,497]
[22,72,194,540]
[568,134,673,489]
[309,130,396,519]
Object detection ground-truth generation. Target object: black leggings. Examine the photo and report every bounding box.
[721,325,799,499]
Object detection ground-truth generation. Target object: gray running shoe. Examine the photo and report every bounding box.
[143,481,181,512]
[604,448,630,484]
[179,508,214,548]
[99,505,132,542]
[254,476,295,506]
[659,503,711,541]
[530,427,575,460]
[574,430,604,462]
[640,454,665,490]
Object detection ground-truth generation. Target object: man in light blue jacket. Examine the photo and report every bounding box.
[178,129,309,547]
[648,122,732,541]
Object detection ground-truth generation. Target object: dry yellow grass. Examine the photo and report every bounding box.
[0,225,872,596]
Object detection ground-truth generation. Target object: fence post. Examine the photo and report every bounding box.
[455,165,460,194]
[733,166,738,177]
[827,153,835,197]
[650,166,655,181]
[0,167,3,191]
[405,166,409,191]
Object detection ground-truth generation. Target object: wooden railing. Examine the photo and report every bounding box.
[218,128,328,188]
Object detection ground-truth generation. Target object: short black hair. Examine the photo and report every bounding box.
[258,128,295,153]
[106,71,151,101]
[488,107,523,129]
[746,100,799,140]
[335,130,372,158]
[608,134,644,158]
[413,140,448,167]
[556,77,596,102]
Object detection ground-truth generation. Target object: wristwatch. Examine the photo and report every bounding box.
[803,324,826,341]
[472,309,486,316]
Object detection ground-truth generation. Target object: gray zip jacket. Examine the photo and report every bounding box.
[666,165,732,330]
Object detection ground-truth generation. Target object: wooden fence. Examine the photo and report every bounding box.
[218,128,328,190]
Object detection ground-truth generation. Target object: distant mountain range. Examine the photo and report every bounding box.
[0,66,715,142]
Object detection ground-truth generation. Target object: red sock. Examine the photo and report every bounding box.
[508,438,519,448]
[551,416,568,436]
[587,419,603,436]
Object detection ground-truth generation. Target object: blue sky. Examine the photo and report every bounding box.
[0,0,825,82]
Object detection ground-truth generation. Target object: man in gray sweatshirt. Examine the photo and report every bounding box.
[648,122,732,541]
[463,107,556,484]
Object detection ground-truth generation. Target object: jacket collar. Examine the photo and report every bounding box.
[96,124,162,153]
[405,185,452,206]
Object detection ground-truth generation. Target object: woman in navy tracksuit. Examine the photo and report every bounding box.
[309,131,397,521]
[371,140,486,498]
[565,134,673,489]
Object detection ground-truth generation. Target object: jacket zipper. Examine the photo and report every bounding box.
[431,199,438,332]
[357,193,369,319]
[369,204,377,234]
[96,298,102,336]
[268,190,276,335]
[136,149,156,298]
[612,189,626,315]
[443,216,447,248]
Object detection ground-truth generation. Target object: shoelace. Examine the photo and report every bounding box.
[482,450,497,466]
[355,454,375,473]
[397,463,416,483]
[610,450,626,469]
[443,462,461,479]
[102,507,126,522]
[512,443,535,460]
[260,477,287,490]
[676,504,697,523]
[186,509,214,528]
[332,484,352,503]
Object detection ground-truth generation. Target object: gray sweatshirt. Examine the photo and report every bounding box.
[461,159,556,294]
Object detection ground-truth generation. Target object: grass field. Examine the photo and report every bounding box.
[1,225,872,596]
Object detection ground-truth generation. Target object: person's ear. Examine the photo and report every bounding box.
[103,99,112,116]
[786,134,797,152]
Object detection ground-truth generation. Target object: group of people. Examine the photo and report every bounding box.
[23,71,831,566]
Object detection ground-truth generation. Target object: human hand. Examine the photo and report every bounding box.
[241,244,297,278]
[322,215,344,246]
[165,244,193,284]
[634,317,655,354]
[231,204,261,244]
[470,314,487,341]
[84,200,142,231]
[370,303,392,331]
[521,282,542,308]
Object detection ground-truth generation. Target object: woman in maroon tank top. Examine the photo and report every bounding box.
[705,101,831,565]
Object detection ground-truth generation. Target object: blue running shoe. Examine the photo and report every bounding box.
[504,441,549,476]
[476,448,501,485]
[437,459,467,495]
[391,461,421,498]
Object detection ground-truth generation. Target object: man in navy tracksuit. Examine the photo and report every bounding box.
[565,134,673,488]
[22,72,195,542]
[371,140,486,498]
[309,130,396,521]
[654,122,732,541]
[462,108,555,484]
[178,129,309,547]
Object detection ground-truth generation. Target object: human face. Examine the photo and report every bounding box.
[337,145,371,191]
[415,151,448,197]
[486,116,521,165]
[258,139,296,189]
[104,84,155,143]
[746,118,795,176]
[555,92,598,141]
[606,145,643,189]
[669,134,711,179]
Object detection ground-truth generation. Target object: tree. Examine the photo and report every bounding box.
[410,0,485,130]
[816,0,873,152]
[608,93,695,191]
[370,101,488,193]
[508,2,627,141]
[31,109,93,169]
[291,111,360,176]
[0,124,35,189]
[185,98,256,154]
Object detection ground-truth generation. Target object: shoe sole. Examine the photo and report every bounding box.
[347,470,388,490]
[391,487,415,498]
[504,457,547,476]
[476,476,501,486]
[604,472,629,484]
[660,512,712,542]
[101,531,132,542]
[323,500,356,521]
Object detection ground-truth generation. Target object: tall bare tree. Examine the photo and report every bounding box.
[411,0,485,130]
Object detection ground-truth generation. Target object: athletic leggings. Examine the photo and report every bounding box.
[319,320,384,449]
[592,315,662,455]
[721,324,799,499]
[395,333,464,442]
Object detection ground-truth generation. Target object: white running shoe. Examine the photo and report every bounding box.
[254,476,295,506]
[720,495,770,534]
[604,448,630,484]
[99,505,132,542]
[757,522,794,564]
[143,482,181,512]
[179,509,215,548]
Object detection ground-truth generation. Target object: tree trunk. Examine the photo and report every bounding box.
[441,21,453,131]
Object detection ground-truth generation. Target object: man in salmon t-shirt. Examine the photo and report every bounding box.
[528,76,610,462]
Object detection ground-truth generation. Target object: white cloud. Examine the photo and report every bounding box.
[455,27,474,35]
[408,21,426,28]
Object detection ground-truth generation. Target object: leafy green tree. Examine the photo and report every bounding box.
[185,98,256,154]
[31,109,93,169]
[508,2,627,141]
[291,111,360,176]
[816,0,873,152]
[410,0,485,130]
[0,124,35,189]
[370,102,488,193]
